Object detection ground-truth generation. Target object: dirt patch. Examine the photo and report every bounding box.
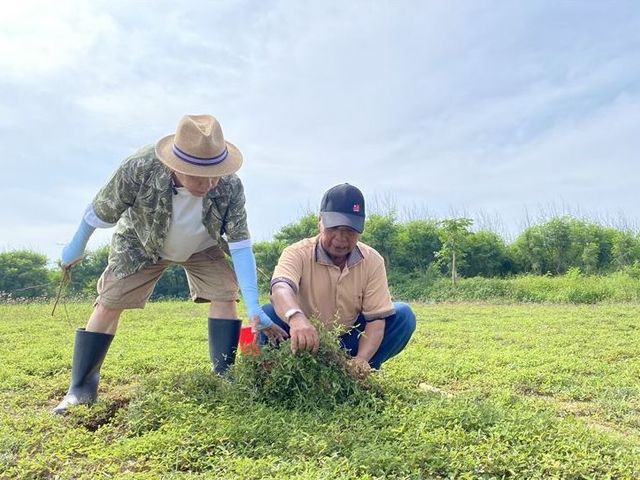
[80,396,130,431]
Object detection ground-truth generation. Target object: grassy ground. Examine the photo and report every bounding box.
[1,301,639,479]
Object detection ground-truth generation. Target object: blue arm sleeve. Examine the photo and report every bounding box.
[61,219,96,267]
[230,245,273,329]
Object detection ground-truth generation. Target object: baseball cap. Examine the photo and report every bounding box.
[319,183,366,233]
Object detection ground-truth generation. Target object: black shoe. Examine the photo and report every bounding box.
[53,329,114,415]
[208,318,241,375]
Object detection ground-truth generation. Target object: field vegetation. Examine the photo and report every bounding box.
[2,212,640,477]
[1,301,639,478]
[2,214,640,303]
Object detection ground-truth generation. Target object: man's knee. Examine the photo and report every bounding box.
[261,303,278,320]
[209,301,237,318]
[87,303,123,334]
[257,304,289,346]
[392,302,417,335]
[260,303,288,330]
[94,303,123,318]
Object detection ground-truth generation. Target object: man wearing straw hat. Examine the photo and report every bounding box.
[260,183,416,379]
[53,114,286,414]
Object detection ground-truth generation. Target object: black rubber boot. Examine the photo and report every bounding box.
[208,318,241,375]
[52,328,114,415]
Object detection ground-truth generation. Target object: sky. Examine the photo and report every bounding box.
[1,0,639,263]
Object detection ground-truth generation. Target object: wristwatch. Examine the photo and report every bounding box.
[284,308,304,322]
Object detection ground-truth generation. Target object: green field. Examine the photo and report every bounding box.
[1,302,639,479]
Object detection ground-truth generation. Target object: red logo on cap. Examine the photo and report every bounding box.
[353,204,360,213]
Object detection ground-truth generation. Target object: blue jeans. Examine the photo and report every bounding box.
[259,302,416,369]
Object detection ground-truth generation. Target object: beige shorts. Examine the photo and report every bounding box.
[95,245,239,309]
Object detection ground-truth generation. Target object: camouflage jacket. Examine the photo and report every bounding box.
[92,145,250,278]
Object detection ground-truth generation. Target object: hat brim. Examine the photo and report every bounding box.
[155,134,243,177]
[320,212,365,233]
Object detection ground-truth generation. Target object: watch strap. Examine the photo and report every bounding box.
[284,308,303,322]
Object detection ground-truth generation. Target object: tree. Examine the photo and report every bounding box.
[361,213,399,267]
[393,220,441,274]
[510,226,546,274]
[274,213,318,244]
[511,217,623,275]
[0,250,52,298]
[544,217,575,273]
[580,242,600,275]
[436,218,473,286]
[611,231,640,270]
[253,240,287,293]
[461,230,511,277]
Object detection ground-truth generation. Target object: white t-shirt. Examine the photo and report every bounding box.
[159,187,216,262]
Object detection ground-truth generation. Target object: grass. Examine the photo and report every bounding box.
[1,301,639,478]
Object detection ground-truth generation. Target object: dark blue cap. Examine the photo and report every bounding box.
[319,183,365,233]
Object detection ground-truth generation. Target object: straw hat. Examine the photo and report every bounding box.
[155,114,243,177]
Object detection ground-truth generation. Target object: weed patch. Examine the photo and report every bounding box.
[231,319,383,410]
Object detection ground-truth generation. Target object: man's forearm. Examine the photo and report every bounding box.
[270,282,303,323]
[61,204,116,267]
[356,320,386,361]
[271,281,318,353]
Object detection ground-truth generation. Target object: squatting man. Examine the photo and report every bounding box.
[257,183,416,379]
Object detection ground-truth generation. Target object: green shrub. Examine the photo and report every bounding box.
[390,270,640,304]
[389,264,443,301]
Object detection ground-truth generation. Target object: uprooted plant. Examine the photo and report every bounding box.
[231,317,383,409]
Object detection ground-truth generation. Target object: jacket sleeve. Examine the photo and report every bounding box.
[222,175,250,243]
[91,156,141,224]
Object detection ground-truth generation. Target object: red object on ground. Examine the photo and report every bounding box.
[239,325,259,355]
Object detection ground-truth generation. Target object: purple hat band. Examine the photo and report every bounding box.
[172,143,228,166]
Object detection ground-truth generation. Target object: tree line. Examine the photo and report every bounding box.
[2,214,640,300]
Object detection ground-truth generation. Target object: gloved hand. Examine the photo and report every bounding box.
[249,305,274,330]
[61,219,95,268]
[249,306,289,343]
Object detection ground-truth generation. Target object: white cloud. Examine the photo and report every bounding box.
[1,0,639,257]
[0,0,117,82]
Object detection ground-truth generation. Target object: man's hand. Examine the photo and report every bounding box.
[347,356,372,380]
[61,244,85,269]
[289,314,319,354]
[250,311,288,344]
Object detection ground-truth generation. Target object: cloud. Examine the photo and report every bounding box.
[0,0,117,82]
[1,0,639,259]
